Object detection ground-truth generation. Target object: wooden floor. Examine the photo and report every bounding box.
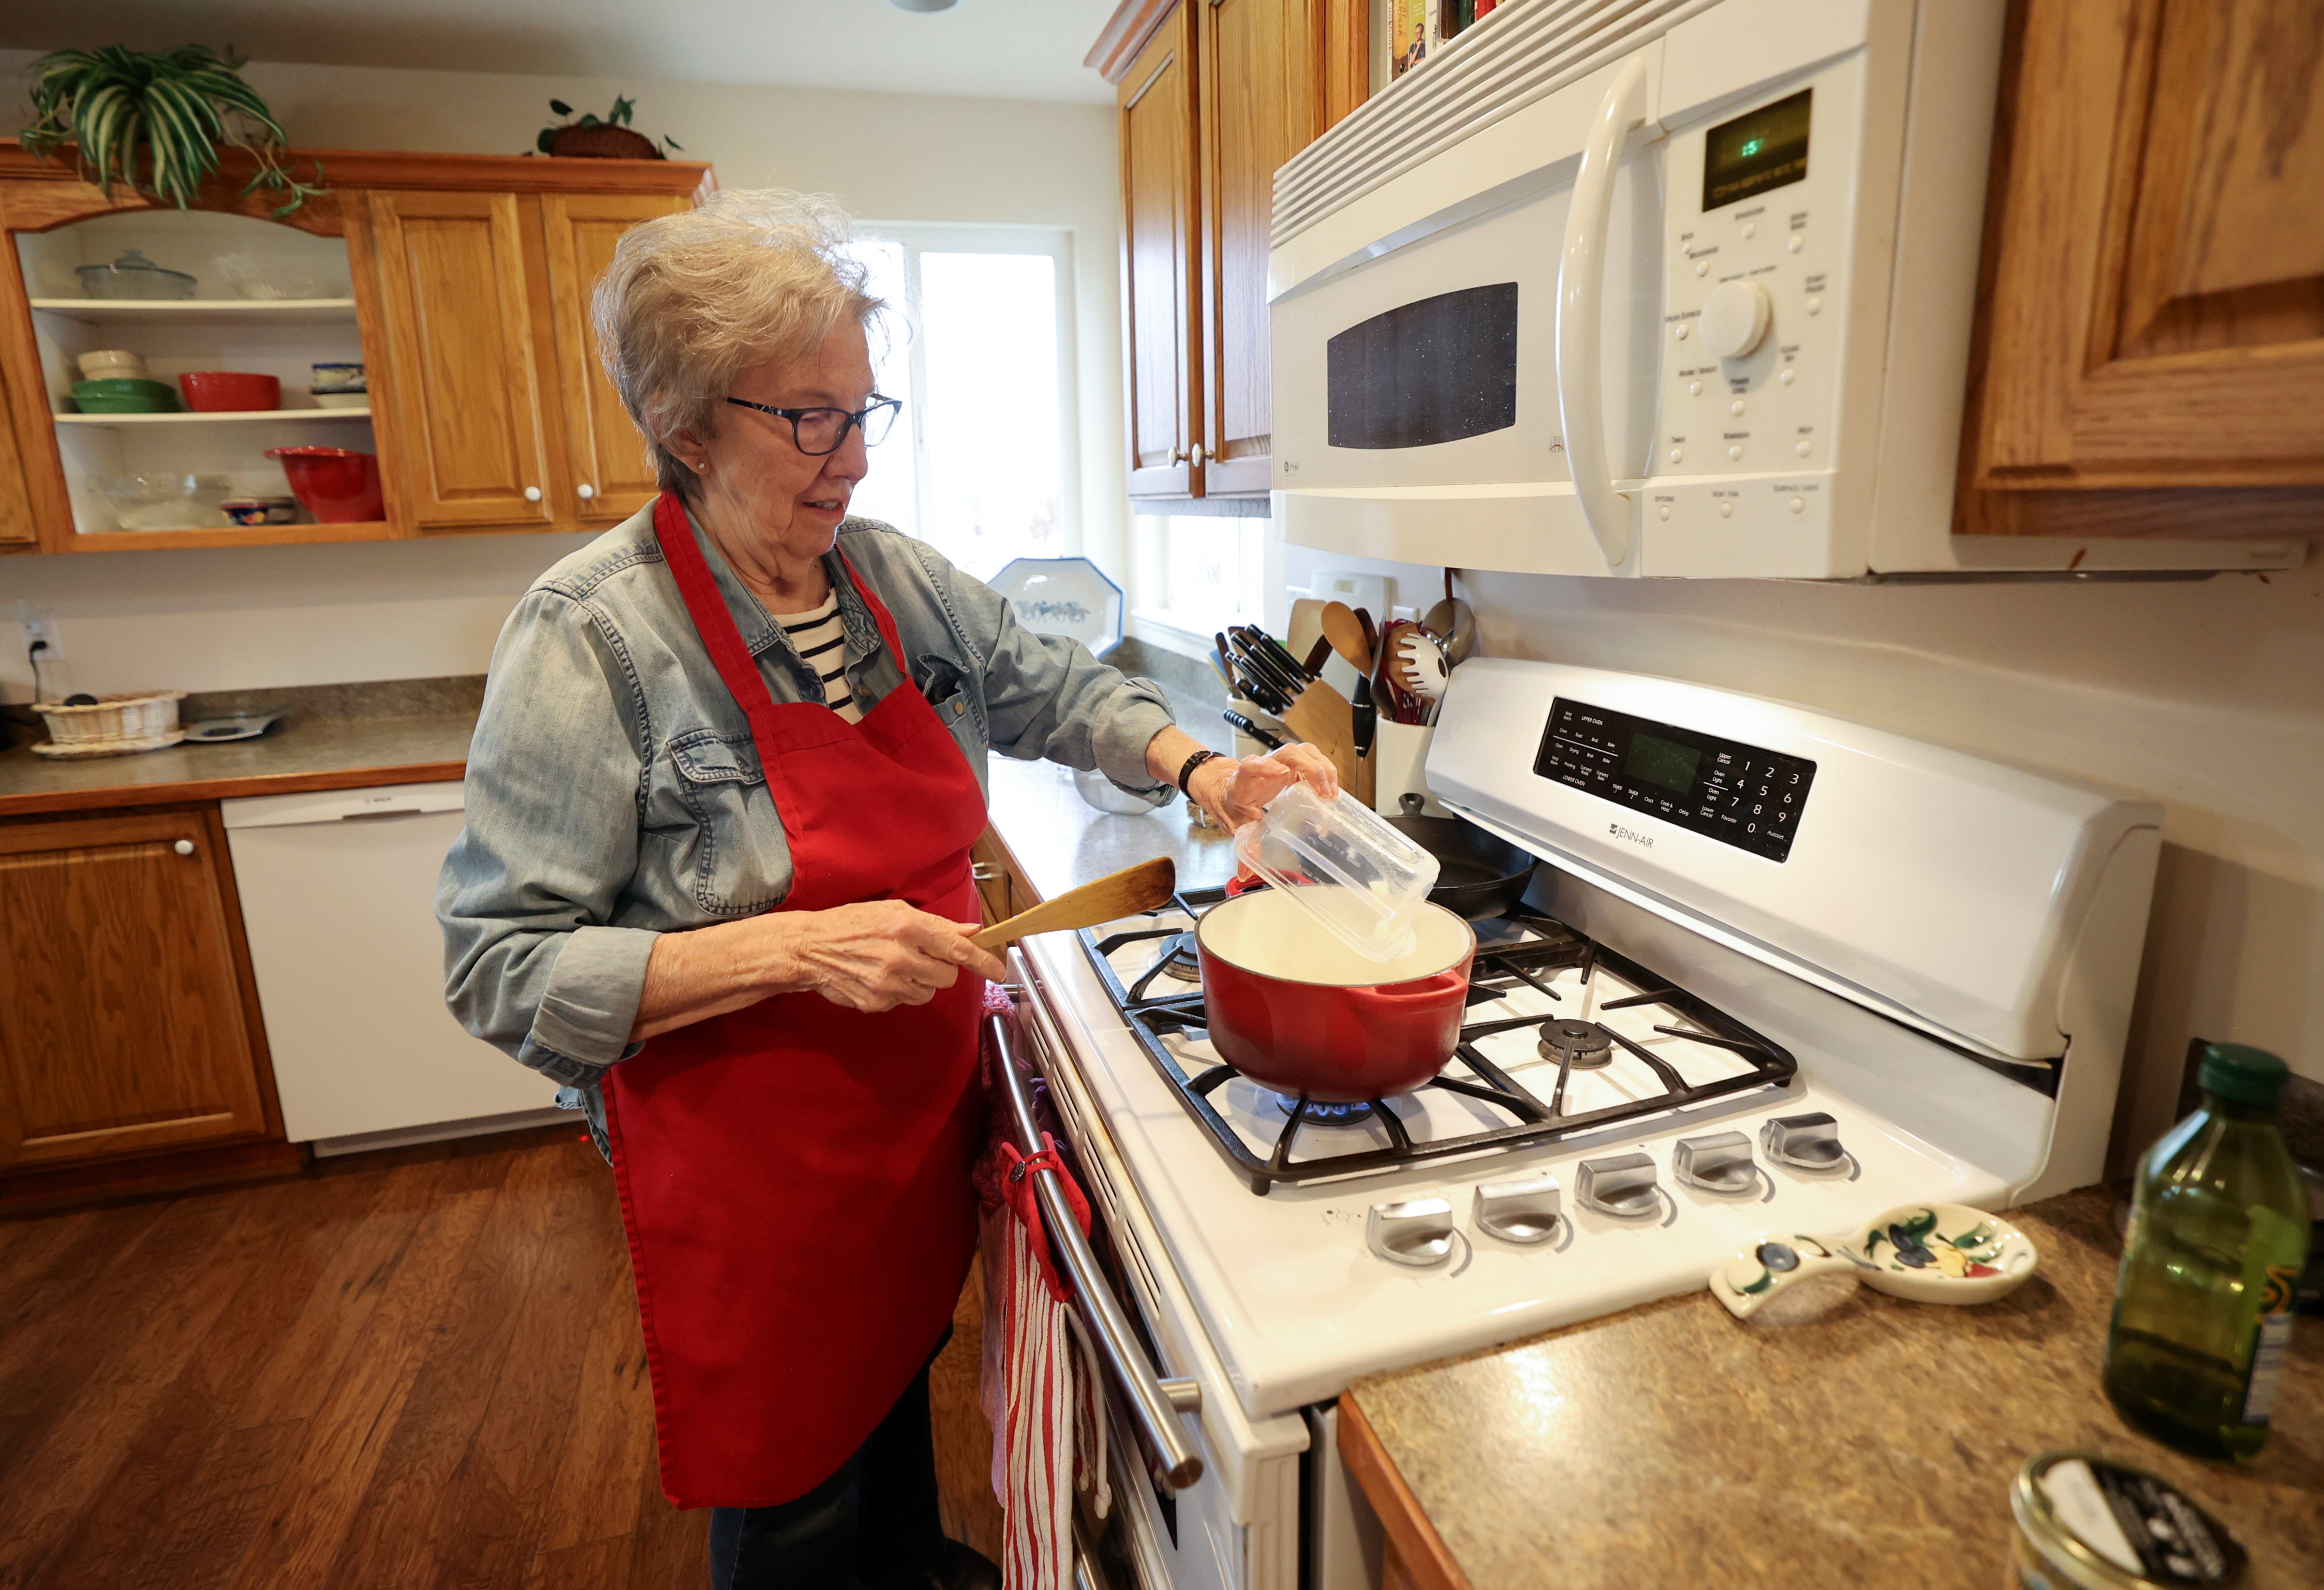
[0,1129,1003,1590]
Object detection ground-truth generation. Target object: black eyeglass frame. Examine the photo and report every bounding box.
[724,394,902,456]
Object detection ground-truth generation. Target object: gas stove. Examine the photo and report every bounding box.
[1082,892,1801,1194]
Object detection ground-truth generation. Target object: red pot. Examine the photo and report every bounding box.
[178,371,280,412]
[265,446,384,523]
[1195,892,1475,1101]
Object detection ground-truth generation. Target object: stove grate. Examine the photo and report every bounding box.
[1078,892,1800,1195]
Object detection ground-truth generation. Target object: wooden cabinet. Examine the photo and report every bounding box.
[543,193,689,527]
[1120,8,1202,497]
[1958,0,2324,538]
[970,827,1037,926]
[369,190,560,531]
[0,144,709,554]
[0,808,276,1169]
[1096,0,1368,500]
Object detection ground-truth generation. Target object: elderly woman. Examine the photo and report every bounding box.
[437,190,1333,1590]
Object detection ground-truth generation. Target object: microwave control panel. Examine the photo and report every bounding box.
[1534,698,1816,862]
[1651,51,1864,516]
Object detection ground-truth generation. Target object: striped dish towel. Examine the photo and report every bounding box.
[976,1003,1111,1589]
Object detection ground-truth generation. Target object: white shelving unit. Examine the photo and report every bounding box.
[18,210,376,536]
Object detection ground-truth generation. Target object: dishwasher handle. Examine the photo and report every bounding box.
[222,783,465,830]
[986,989,1205,1489]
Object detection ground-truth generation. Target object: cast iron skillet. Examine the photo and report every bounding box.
[1385,794,1537,920]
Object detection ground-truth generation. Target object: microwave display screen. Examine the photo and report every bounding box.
[1702,88,1811,211]
[1536,697,1816,862]
[1327,282,1518,449]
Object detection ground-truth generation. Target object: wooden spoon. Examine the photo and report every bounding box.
[971,856,1177,951]
[1319,601,1375,673]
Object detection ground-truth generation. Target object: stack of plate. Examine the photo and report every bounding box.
[71,377,179,415]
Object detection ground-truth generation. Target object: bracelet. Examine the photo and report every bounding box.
[1177,748,1223,795]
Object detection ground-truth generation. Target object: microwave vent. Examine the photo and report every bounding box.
[1273,0,1718,250]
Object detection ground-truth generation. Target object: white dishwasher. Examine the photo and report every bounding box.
[224,780,563,1152]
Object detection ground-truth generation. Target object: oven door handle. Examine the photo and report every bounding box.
[986,1001,1206,1489]
[1555,49,1652,573]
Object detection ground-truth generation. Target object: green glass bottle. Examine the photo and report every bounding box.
[2103,1042,2309,1460]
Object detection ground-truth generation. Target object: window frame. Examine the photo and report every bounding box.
[851,221,1083,565]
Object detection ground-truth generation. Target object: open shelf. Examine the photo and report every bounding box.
[56,408,373,426]
[30,297,359,326]
[67,519,397,553]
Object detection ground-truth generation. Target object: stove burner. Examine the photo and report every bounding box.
[1537,1018,1615,1069]
[1266,1091,1373,1123]
[1156,931,1202,983]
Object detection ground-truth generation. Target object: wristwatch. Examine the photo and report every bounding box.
[1177,748,1224,795]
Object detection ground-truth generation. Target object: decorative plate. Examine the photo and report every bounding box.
[990,557,1123,652]
[1854,1202,2038,1305]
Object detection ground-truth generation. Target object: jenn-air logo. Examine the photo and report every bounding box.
[1610,823,1654,848]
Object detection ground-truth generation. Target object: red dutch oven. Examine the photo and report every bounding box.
[1195,889,1476,1101]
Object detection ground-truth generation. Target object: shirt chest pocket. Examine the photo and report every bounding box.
[664,730,791,917]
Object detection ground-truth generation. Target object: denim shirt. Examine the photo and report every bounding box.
[435,501,1175,1101]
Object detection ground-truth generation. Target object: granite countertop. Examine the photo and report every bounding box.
[0,678,481,817]
[1346,1185,2322,1588]
[983,753,1242,901]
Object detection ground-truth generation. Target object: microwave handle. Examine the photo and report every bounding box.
[1555,52,1652,571]
[985,996,1206,1490]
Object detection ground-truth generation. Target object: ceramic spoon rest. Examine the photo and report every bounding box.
[1710,1202,2039,1321]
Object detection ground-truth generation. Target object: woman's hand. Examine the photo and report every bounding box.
[770,901,1009,1012]
[1187,743,1339,830]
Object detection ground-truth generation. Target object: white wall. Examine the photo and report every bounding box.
[1276,538,2324,1162]
[0,51,1125,699]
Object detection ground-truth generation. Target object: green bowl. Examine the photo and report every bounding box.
[71,376,178,400]
[72,392,180,414]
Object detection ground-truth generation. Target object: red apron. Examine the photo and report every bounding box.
[603,492,989,1509]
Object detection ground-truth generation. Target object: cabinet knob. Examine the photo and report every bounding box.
[577,483,596,500]
[173,839,194,856]
[1190,442,1206,466]
[523,486,543,503]
[970,862,1003,882]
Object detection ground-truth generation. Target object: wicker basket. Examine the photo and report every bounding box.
[37,691,186,745]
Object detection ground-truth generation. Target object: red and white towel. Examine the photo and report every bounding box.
[975,998,1111,1590]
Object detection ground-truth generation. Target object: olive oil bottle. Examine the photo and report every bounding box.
[2103,1043,2308,1460]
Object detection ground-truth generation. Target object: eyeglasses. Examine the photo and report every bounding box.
[724,394,902,456]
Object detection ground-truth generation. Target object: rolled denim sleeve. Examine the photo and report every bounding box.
[936,552,1176,802]
[437,590,661,1083]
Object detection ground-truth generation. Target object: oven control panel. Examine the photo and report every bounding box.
[1533,697,1816,862]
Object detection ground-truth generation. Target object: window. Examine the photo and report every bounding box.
[1131,513,1270,645]
[842,225,1079,581]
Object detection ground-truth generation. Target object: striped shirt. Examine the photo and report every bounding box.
[775,595,862,724]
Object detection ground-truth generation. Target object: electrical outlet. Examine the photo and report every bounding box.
[15,602,63,661]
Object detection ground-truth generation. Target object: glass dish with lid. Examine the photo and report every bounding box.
[1232,784,1440,961]
[76,249,198,300]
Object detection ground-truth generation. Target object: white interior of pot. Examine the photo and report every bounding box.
[1198,891,1473,986]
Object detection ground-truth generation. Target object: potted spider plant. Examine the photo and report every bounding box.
[18,45,325,216]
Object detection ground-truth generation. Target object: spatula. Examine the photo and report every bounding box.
[970,856,1177,951]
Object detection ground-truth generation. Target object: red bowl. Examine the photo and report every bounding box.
[265,446,384,523]
[178,371,281,412]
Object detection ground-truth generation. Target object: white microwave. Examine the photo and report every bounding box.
[1267,0,2298,580]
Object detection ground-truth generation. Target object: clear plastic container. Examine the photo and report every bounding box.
[1233,784,1440,961]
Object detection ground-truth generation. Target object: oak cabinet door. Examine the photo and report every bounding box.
[1960,0,2324,537]
[0,811,272,1168]
[368,190,558,529]
[1200,0,1324,497]
[0,383,35,546]
[543,193,687,527]
[1122,8,1202,498]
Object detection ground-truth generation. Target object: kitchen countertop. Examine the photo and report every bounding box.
[1341,1184,2322,1589]
[0,677,480,817]
[983,752,1241,901]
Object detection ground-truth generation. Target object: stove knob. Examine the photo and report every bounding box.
[1575,1152,1661,1219]
[1673,1129,1759,1193]
[1473,1174,1563,1246]
[1760,1112,1847,1170]
[1367,1198,1455,1268]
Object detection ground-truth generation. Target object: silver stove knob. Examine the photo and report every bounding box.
[1673,1129,1758,1193]
[1473,1174,1563,1245]
[1760,1112,1847,1170]
[1575,1152,1660,1219]
[1367,1198,1455,1267]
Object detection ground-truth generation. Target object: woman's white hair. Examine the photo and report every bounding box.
[593,189,882,498]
